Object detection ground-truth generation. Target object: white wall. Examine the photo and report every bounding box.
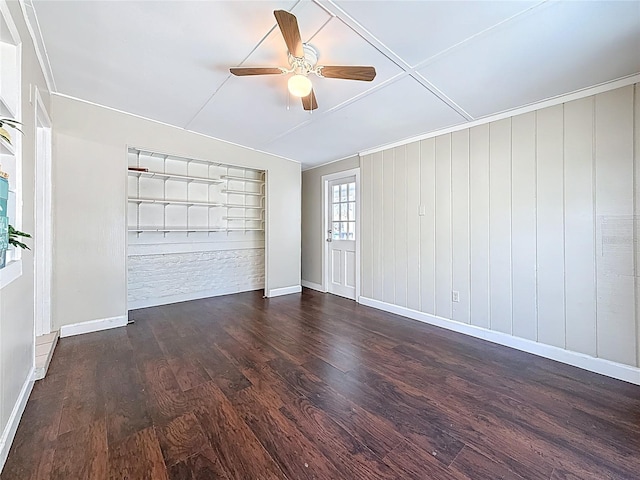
[361,84,640,371]
[0,0,51,470]
[51,94,301,330]
[301,156,360,287]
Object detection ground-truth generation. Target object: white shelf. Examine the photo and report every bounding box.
[224,204,263,210]
[128,148,266,240]
[222,189,263,196]
[128,228,225,233]
[128,227,263,233]
[128,170,224,185]
[221,175,264,184]
[128,198,224,207]
[129,148,222,167]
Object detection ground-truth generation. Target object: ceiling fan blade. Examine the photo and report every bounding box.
[319,66,376,82]
[301,89,318,111]
[230,67,284,76]
[274,10,303,58]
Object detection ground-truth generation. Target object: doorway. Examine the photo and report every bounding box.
[322,169,360,300]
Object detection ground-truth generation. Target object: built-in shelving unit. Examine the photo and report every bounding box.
[127,148,265,236]
[127,147,267,310]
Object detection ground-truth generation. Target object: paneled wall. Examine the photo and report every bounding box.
[361,84,640,368]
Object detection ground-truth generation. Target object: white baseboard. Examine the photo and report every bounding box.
[0,367,35,473]
[359,297,640,386]
[301,280,324,292]
[267,285,302,297]
[128,284,263,310]
[59,315,128,338]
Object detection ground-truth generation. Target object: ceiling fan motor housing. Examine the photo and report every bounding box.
[288,43,318,75]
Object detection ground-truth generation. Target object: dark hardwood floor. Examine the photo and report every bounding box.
[3,289,640,479]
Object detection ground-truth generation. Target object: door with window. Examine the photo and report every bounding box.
[327,176,356,299]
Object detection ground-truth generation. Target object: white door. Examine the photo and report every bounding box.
[327,176,356,299]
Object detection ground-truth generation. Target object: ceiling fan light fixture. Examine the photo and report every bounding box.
[288,74,312,97]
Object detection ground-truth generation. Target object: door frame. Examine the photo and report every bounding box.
[34,86,53,336]
[321,168,360,301]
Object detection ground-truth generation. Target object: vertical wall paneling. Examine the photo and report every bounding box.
[360,154,373,299]
[489,119,513,334]
[469,125,491,328]
[407,142,421,311]
[435,135,453,319]
[372,152,384,300]
[394,146,408,307]
[419,138,436,315]
[357,83,640,372]
[511,112,538,341]
[564,97,597,356]
[595,86,636,365]
[382,149,396,304]
[536,105,566,348]
[451,130,471,323]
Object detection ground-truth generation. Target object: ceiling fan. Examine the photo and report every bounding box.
[230,10,376,111]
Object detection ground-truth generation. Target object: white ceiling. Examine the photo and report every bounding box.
[30,0,640,169]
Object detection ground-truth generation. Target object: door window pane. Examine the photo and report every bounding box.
[340,184,348,202]
[340,203,348,221]
[333,204,340,222]
[340,222,348,239]
[348,182,355,201]
[348,202,355,221]
[347,221,355,239]
[333,185,340,202]
[332,222,340,239]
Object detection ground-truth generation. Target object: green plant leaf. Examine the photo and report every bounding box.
[8,225,31,250]
[9,238,29,250]
[9,225,31,238]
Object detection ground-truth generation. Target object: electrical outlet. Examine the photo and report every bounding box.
[452,291,460,303]
[418,205,426,216]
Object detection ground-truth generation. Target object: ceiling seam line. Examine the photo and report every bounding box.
[319,0,469,120]
[307,17,333,43]
[320,0,549,123]
[183,76,232,130]
[409,73,473,120]
[320,0,413,73]
[183,12,285,130]
[412,0,549,71]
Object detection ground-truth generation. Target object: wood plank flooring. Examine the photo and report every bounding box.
[3,289,640,479]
